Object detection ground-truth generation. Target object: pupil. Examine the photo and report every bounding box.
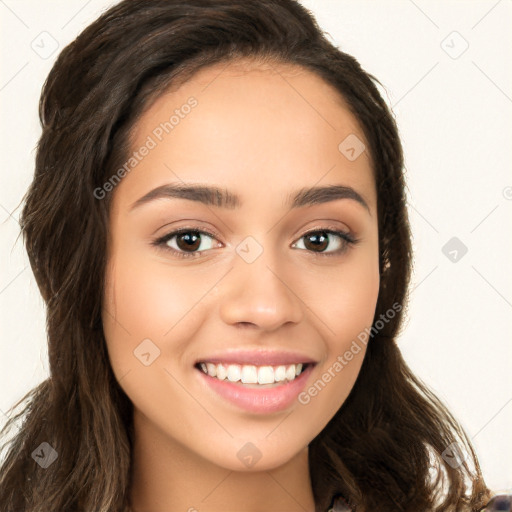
[178,232,200,251]
[306,232,328,252]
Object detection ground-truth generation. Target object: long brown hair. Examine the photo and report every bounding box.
[0,1,493,510]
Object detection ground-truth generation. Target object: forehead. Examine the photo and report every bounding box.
[118,58,375,211]
[132,57,368,146]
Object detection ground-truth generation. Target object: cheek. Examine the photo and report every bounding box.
[297,242,379,414]
[101,250,209,375]
[333,260,380,340]
[310,242,380,347]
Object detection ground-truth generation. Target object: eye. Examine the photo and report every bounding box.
[152,226,359,259]
[152,228,220,259]
[291,228,358,257]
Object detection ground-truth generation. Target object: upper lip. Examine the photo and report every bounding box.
[195,349,318,367]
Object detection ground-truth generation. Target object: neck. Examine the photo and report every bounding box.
[128,410,316,512]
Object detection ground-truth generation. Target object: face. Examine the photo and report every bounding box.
[102,58,380,472]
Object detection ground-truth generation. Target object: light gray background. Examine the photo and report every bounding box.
[1,0,511,492]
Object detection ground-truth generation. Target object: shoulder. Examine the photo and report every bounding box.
[328,495,354,512]
[481,494,512,511]
[327,493,512,512]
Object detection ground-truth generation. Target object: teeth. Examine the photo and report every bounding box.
[258,366,274,384]
[227,364,241,382]
[206,363,217,377]
[274,365,286,382]
[216,364,228,380]
[285,365,295,381]
[241,365,258,384]
[198,362,307,384]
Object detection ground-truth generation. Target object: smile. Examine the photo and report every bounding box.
[195,361,316,414]
[196,362,308,386]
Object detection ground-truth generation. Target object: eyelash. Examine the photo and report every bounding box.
[152,226,360,260]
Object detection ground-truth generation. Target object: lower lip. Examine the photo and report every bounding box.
[196,364,315,414]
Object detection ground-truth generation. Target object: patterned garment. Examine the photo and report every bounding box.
[327,493,512,511]
[327,495,353,512]
[481,494,512,511]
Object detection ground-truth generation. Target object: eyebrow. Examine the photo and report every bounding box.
[129,182,370,213]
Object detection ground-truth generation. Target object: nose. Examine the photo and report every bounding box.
[218,246,303,332]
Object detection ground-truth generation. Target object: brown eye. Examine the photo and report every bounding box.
[303,231,329,252]
[154,229,220,258]
[292,229,358,257]
[174,231,202,252]
[153,227,358,260]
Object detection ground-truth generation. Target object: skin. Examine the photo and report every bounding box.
[102,57,380,512]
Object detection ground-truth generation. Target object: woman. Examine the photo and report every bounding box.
[0,1,507,510]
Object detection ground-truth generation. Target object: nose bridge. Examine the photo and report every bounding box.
[218,235,303,330]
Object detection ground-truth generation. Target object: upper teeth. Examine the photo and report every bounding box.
[199,362,304,384]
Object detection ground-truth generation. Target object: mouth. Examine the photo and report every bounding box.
[194,360,316,414]
[194,361,317,415]
[194,361,313,388]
